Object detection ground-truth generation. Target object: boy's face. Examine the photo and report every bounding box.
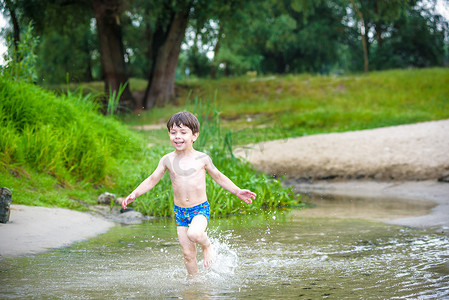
[168,123,199,151]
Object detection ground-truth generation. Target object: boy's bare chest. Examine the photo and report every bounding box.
[167,155,205,178]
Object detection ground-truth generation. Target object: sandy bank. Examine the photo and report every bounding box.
[0,205,115,258]
[236,119,449,181]
[237,120,449,229]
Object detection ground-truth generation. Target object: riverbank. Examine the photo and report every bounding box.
[2,120,448,258]
[236,119,449,181]
[238,119,449,230]
[0,205,115,258]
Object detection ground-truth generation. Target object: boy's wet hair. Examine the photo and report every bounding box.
[167,112,200,134]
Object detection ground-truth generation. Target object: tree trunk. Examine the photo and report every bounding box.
[350,0,369,73]
[276,54,286,74]
[144,3,191,109]
[83,35,93,82]
[92,0,135,110]
[210,25,223,79]
[361,20,369,73]
[374,23,384,47]
[5,0,20,52]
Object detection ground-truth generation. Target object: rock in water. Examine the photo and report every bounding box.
[0,187,13,223]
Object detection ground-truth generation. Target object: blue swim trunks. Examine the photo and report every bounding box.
[174,201,210,227]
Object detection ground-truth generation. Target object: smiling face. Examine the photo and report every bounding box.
[168,123,199,152]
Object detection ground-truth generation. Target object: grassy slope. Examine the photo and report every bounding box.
[0,78,148,210]
[122,68,449,146]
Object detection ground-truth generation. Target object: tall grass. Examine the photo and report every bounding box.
[0,77,142,185]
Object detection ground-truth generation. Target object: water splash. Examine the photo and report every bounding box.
[205,230,239,276]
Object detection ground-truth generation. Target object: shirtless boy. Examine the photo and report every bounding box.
[122,111,256,275]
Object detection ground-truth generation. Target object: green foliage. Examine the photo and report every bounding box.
[36,24,97,84]
[4,0,446,85]
[108,82,128,116]
[371,7,448,69]
[210,0,347,75]
[0,77,143,185]
[12,0,98,84]
[1,22,38,82]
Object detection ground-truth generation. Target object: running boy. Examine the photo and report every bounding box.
[122,112,256,275]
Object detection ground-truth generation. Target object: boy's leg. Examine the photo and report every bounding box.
[177,226,199,275]
[187,215,216,268]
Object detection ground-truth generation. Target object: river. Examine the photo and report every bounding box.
[1,195,448,299]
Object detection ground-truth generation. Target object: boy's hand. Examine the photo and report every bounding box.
[237,189,256,204]
[122,194,136,209]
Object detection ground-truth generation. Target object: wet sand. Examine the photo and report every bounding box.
[289,180,449,230]
[0,205,115,258]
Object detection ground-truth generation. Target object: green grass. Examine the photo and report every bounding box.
[0,76,148,210]
[0,76,300,217]
[6,67,446,216]
[123,68,449,145]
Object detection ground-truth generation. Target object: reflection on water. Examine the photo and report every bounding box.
[1,197,449,299]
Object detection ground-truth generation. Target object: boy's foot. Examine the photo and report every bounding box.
[202,244,216,269]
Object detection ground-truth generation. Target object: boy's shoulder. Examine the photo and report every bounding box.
[193,150,209,158]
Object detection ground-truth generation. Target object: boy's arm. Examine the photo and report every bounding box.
[204,155,256,204]
[122,156,167,209]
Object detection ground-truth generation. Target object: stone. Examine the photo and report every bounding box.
[115,197,124,206]
[97,192,116,205]
[438,173,449,183]
[0,187,13,223]
[115,210,144,225]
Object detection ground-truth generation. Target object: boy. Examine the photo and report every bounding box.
[122,112,256,275]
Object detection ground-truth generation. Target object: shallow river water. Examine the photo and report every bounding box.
[1,196,449,299]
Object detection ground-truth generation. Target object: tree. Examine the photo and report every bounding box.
[1,0,135,109]
[347,0,416,72]
[129,0,244,108]
[349,0,369,72]
[2,0,21,52]
[213,0,345,75]
[92,0,135,110]
[371,5,448,69]
[143,0,192,109]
